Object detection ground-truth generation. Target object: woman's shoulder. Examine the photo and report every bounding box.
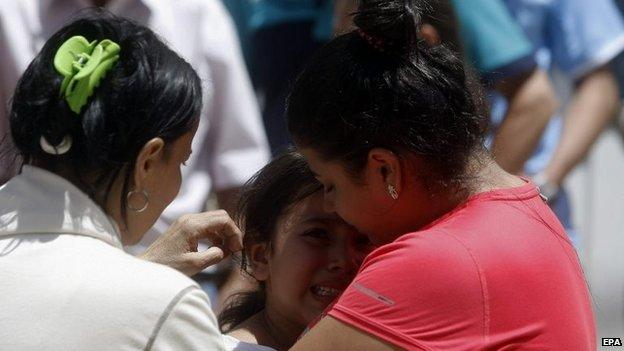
[222,334,277,351]
[59,241,204,313]
[355,228,487,286]
[106,249,200,297]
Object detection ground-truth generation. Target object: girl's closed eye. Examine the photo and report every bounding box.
[302,228,331,245]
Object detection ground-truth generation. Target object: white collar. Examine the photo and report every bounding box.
[0,166,123,249]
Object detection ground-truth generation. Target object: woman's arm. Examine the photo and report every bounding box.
[290,317,403,351]
[540,66,620,187]
[492,69,558,174]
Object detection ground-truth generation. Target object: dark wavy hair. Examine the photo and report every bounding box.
[9,10,202,219]
[218,151,322,333]
[287,0,487,188]
[421,0,463,56]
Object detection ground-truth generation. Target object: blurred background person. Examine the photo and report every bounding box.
[334,0,558,176]
[494,0,624,246]
[612,0,624,141]
[413,0,624,246]
[0,0,270,306]
[225,0,357,155]
[447,0,557,175]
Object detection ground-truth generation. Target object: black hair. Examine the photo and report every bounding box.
[218,151,322,333]
[287,0,487,188]
[420,0,463,56]
[9,10,202,219]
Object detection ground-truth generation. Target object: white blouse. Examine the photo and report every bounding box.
[0,166,226,350]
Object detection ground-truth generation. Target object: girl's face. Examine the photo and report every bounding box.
[257,192,373,329]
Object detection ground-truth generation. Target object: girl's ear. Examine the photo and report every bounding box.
[248,243,270,281]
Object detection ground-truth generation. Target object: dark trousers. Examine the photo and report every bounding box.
[249,21,323,155]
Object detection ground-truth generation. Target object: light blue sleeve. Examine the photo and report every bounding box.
[548,0,624,79]
[452,0,535,78]
[247,0,326,31]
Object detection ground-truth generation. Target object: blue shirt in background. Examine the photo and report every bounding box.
[451,0,535,82]
[460,0,624,240]
[502,0,624,175]
[223,0,333,43]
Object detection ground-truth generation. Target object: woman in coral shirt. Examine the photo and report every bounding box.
[285,0,596,349]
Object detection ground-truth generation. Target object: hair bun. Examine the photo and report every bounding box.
[353,0,422,54]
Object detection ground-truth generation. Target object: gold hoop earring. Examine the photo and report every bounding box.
[127,189,149,212]
[387,184,398,200]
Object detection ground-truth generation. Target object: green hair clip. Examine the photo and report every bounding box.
[53,35,120,114]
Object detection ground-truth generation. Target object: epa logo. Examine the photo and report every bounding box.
[602,338,623,346]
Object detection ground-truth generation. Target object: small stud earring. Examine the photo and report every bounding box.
[387,184,398,200]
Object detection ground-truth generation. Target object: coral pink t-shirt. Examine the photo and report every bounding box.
[327,182,595,350]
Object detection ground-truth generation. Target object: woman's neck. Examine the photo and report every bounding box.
[260,308,303,350]
[464,154,525,195]
[399,154,524,235]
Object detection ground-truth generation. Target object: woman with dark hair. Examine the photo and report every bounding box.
[218,151,372,350]
[0,12,241,350]
[285,0,595,349]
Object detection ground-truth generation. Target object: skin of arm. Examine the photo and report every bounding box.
[491,68,559,174]
[333,0,359,35]
[541,65,620,186]
[289,316,402,351]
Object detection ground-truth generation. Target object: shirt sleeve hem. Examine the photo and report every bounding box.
[480,53,537,84]
[568,33,624,80]
[328,305,432,351]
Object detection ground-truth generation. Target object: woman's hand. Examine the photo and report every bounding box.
[139,210,243,276]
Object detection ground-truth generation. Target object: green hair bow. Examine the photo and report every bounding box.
[54,35,120,114]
